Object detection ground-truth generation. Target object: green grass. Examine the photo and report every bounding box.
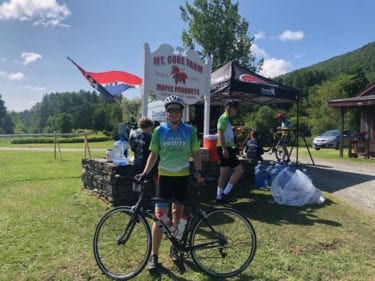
[0,144,374,280]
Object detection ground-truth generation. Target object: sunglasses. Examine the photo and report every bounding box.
[166,107,183,113]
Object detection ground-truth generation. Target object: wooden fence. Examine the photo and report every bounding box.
[0,131,91,160]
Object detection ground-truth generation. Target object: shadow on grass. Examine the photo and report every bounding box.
[199,178,341,227]
[301,165,375,193]
[234,195,341,227]
[147,258,258,281]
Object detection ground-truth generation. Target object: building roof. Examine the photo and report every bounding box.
[328,82,375,108]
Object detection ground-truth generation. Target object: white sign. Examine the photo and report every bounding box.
[148,100,166,122]
[143,44,210,105]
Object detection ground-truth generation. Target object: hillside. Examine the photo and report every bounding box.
[280,41,375,84]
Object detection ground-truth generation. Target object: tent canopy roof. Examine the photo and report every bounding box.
[210,61,299,105]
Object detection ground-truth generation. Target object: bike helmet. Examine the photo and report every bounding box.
[164,95,185,109]
[225,99,240,108]
[277,112,286,119]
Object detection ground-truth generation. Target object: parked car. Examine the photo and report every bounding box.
[312,129,357,150]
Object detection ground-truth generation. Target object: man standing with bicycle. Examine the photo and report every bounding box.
[136,95,204,271]
[216,100,244,204]
[277,112,292,161]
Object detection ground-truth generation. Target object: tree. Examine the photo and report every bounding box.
[121,97,142,123]
[45,113,74,133]
[306,71,367,135]
[0,95,15,134]
[180,0,262,71]
[0,95,6,120]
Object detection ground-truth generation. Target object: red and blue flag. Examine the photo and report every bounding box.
[67,57,142,99]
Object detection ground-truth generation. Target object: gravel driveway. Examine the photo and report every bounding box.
[263,152,375,216]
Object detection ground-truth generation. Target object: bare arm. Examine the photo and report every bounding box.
[191,150,204,182]
[218,129,229,158]
[191,150,202,171]
[142,151,159,175]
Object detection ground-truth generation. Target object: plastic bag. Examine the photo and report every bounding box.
[271,168,325,206]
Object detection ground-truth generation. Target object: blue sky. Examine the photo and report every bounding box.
[0,0,374,112]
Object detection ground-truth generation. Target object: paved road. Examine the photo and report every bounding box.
[262,152,375,216]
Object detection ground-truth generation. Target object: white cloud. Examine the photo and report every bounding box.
[258,58,292,78]
[254,32,266,40]
[8,72,26,80]
[251,44,292,78]
[0,71,26,80]
[21,52,42,65]
[1,57,6,62]
[24,84,46,91]
[250,43,268,58]
[0,0,71,28]
[279,30,304,41]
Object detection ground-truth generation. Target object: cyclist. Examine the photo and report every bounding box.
[216,99,244,204]
[136,95,204,271]
[277,112,292,161]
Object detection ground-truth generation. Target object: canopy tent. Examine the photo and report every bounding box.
[208,61,313,165]
[210,61,299,105]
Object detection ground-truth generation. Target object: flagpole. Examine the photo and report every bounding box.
[142,43,150,117]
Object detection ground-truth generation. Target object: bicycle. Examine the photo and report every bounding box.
[262,129,291,162]
[93,178,257,280]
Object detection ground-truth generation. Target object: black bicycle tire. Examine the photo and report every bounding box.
[274,142,290,162]
[93,206,152,280]
[261,130,276,152]
[189,208,256,278]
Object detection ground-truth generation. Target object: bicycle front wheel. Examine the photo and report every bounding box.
[190,208,256,278]
[93,206,151,280]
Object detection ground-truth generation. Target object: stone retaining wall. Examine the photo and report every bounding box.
[81,158,255,206]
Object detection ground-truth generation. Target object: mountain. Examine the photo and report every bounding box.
[279,41,375,85]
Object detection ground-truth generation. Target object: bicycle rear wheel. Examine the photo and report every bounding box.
[261,129,275,152]
[190,208,256,278]
[274,142,290,162]
[93,206,151,280]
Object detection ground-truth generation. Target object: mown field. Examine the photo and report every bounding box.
[0,140,374,281]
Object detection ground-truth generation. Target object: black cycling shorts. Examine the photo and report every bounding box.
[217,146,241,168]
[156,175,190,203]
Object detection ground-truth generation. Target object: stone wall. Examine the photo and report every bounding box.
[81,158,255,206]
[81,158,138,206]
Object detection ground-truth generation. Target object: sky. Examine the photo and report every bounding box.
[0,0,374,112]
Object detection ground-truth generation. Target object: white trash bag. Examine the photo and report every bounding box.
[271,168,325,206]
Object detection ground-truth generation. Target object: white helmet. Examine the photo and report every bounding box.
[164,95,185,108]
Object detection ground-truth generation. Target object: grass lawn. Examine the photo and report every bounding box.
[0,142,374,281]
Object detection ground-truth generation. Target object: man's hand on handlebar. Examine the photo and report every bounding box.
[134,173,147,183]
[194,170,205,183]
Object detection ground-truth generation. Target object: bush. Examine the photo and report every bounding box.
[10,133,112,144]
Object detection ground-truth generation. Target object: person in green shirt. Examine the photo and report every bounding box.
[216,100,244,203]
[136,95,204,270]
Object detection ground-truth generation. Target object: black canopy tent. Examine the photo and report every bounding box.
[210,61,299,105]
[209,61,312,165]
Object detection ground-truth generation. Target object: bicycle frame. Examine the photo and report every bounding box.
[119,180,225,254]
[93,179,257,280]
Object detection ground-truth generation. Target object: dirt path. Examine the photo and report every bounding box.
[262,152,375,216]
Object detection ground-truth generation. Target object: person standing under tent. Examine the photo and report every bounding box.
[216,100,244,204]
